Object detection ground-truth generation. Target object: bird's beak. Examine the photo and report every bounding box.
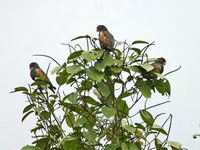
[164,62,166,65]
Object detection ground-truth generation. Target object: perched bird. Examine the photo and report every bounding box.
[151,57,166,74]
[96,25,115,51]
[29,62,56,93]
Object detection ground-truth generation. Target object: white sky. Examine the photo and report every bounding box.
[1,0,200,149]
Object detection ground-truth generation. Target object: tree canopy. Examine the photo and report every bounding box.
[12,35,182,150]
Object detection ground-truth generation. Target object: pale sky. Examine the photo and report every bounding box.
[1,0,200,149]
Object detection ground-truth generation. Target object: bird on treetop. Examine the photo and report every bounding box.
[29,62,56,93]
[96,25,115,51]
[151,57,166,74]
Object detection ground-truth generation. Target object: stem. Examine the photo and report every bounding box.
[33,54,61,66]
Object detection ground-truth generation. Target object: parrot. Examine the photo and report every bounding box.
[151,57,166,74]
[29,62,56,93]
[96,25,115,51]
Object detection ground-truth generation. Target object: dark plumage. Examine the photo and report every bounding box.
[29,62,56,93]
[96,25,114,51]
[151,57,166,74]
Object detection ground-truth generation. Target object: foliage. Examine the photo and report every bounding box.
[12,35,182,150]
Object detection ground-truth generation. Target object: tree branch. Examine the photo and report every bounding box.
[33,54,61,66]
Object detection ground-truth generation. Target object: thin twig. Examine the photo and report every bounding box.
[33,54,61,66]
[164,66,181,76]
[130,101,170,118]
[141,42,155,63]
[162,114,173,147]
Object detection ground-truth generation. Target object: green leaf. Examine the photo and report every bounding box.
[11,86,28,93]
[32,137,49,149]
[83,96,100,106]
[164,79,171,96]
[155,138,162,149]
[98,81,111,97]
[155,79,165,95]
[84,114,96,130]
[93,88,102,99]
[118,91,133,100]
[105,143,119,150]
[123,125,137,133]
[56,70,68,85]
[138,84,151,98]
[92,49,104,57]
[121,142,140,150]
[140,63,154,72]
[66,65,82,75]
[62,137,82,150]
[21,145,42,150]
[168,141,182,150]
[132,40,149,45]
[154,72,165,79]
[78,80,93,92]
[74,112,96,130]
[67,50,84,62]
[31,124,43,133]
[151,124,167,135]
[136,79,151,98]
[51,66,61,74]
[128,66,142,73]
[102,107,117,118]
[71,35,91,41]
[114,59,123,67]
[74,117,87,127]
[117,100,129,118]
[130,48,141,55]
[49,125,60,136]
[81,51,99,62]
[76,113,96,130]
[111,66,122,73]
[22,111,34,122]
[95,53,114,71]
[66,92,78,104]
[86,67,104,82]
[31,80,47,87]
[139,110,154,126]
[66,112,75,128]
[128,55,138,62]
[123,125,143,138]
[61,102,82,114]
[83,130,97,144]
[155,79,171,96]
[40,111,50,120]
[135,123,145,131]
[23,104,35,114]
[34,106,44,115]
[103,53,115,66]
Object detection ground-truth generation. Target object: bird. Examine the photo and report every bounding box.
[96,25,115,51]
[151,57,166,74]
[29,62,56,93]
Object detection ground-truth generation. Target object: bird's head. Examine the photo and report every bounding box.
[96,25,108,32]
[29,62,39,70]
[157,57,166,65]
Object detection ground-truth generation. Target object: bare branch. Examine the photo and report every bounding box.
[164,65,181,76]
[33,54,61,66]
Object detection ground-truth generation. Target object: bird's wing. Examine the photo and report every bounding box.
[99,31,114,50]
[151,63,163,73]
[103,31,115,48]
[35,68,53,86]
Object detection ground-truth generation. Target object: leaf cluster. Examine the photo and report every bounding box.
[12,35,182,150]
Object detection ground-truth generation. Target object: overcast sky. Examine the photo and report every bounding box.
[1,0,200,149]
